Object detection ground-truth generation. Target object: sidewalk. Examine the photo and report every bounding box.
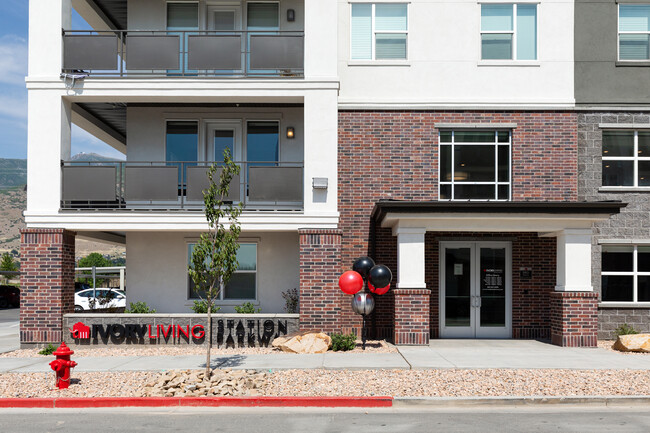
[1,340,648,372]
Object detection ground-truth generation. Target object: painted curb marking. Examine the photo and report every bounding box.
[0,396,393,409]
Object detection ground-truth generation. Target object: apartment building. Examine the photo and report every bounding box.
[21,0,645,348]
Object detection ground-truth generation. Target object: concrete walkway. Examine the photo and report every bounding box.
[0,340,648,372]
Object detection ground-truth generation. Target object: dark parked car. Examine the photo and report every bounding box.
[75,282,90,293]
[0,285,19,308]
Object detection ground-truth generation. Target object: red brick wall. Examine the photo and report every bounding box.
[338,110,577,334]
[394,289,430,345]
[550,292,599,347]
[20,228,75,346]
[299,229,343,333]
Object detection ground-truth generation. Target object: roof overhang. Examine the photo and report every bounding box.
[372,201,627,235]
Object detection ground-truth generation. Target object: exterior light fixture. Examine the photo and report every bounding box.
[287,9,295,22]
[286,127,295,139]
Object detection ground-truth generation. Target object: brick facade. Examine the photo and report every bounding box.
[338,111,577,342]
[577,112,650,338]
[550,291,599,347]
[20,228,75,347]
[298,229,343,333]
[393,289,430,345]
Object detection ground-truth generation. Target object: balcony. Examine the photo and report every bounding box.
[61,161,304,211]
[62,30,304,78]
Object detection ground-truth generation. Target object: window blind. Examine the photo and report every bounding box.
[351,4,372,60]
[167,3,199,30]
[247,3,279,29]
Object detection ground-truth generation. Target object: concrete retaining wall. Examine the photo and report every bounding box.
[63,313,299,347]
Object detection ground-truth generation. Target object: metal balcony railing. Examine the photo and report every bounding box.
[62,30,304,78]
[61,161,304,211]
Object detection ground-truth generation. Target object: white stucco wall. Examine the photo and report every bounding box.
[126,231,299,313]
[337,0,575,108]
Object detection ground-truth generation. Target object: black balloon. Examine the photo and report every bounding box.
[368,265,392,289]
[352,257,375,280]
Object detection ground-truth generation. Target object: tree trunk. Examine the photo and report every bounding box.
[206,305,212,378]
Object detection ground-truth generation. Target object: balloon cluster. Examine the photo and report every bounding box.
[338,257,392,296]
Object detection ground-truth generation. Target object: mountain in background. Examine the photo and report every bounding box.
[70,152,120,163]
[0,159,27,189]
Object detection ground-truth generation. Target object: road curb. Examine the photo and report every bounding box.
[393,396,650,407]
[0,396,393,409]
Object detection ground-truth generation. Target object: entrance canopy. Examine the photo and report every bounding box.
[371,200,626,292]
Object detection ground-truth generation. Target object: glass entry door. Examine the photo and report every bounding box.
[440,242,511,338]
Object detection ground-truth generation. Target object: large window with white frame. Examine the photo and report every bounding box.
[618,4,650,61]
[480,3,537,60]
[602,245,650,303]
[601,130,650,187]
[351,3,408,60]
[188,243,257,300]
[439,130,511,201]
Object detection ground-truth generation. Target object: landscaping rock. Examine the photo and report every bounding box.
[613,334,650,353]
[272,332,332,354]
[141,369,269,398]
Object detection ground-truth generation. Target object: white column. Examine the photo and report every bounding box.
[303,90,338,216]
[26,91,71,214]
[555,228,594,292]
[29,0,70,77]
[304,0,338,79]
[395,227,427,289]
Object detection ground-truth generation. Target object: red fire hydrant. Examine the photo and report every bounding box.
[49,342,77,389]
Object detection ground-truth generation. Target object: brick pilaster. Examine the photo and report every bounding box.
[550,291,599,347]
[299,229,342,333]
[394,289,430,345]
[20,228,76,346]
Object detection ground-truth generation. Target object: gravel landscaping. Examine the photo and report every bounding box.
[1,369,649,398]
[0,340,395,358]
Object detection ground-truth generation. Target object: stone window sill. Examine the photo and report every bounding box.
[348,61,411,67]
[599,302,650,309]
[477,60,540,67]
[616,61,650,67]
[599,187,650,193]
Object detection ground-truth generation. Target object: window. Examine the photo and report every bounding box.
[167,2,199,75]
[351,3,408,60]
[481,3,537,60]
[602,245,650,303]
[166,121,198,183]
[188,243,257,300]
[439,130,511,201]
[619,4,650,61]
[602,130,650,187]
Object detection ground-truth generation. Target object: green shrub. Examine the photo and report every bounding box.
[38,343,56,356]
[281,288,299,313]
[191,300,220,314]
[330,332,357,351]
[234,302,261,314]
[614,323,639,337]
[125,302,156,314]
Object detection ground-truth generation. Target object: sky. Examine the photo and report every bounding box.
[0,0,124,160]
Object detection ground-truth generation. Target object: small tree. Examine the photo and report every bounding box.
[188,148,242,378]
[77,253,113,286]
[0,253,18,283]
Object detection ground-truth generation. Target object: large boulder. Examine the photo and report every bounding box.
[272,331,332,354]
[613,334,650,353]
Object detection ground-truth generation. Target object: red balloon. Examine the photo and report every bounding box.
[339,271,363,295]
[368,281,390,295]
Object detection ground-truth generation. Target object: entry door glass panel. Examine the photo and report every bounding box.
[214,130,235,161]
[479,247,506,327]
[444,248,472,327]
[213,11,236,30]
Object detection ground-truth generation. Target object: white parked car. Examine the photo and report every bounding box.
[74,288,126,312]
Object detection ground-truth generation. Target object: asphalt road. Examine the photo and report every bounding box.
[0,307,19,353]
[0,406,649,433]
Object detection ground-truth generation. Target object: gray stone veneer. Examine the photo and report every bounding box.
[578,112,650,339]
